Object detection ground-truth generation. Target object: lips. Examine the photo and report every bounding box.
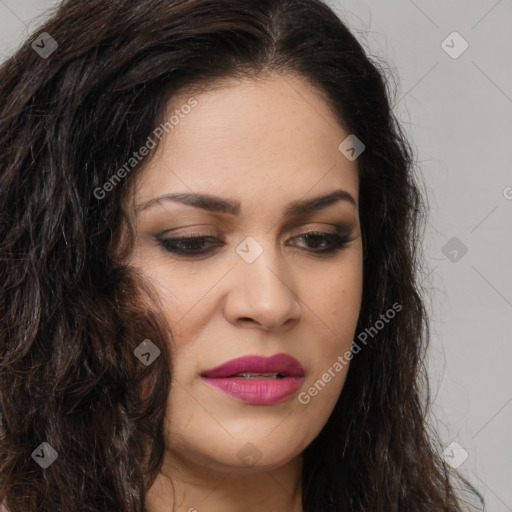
[200,353,304,379]
[200,353,305,405]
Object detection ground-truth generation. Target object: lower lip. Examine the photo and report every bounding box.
[201,376,303,405]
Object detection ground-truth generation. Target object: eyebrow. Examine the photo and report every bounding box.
[136,189,357,216]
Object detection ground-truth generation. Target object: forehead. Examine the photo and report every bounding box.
[132,72,359,211]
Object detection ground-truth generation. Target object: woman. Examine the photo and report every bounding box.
[0,0,484,511]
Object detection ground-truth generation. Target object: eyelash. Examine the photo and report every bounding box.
[156,229,352,257]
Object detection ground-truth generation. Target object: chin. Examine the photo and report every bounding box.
[192,437,305,473]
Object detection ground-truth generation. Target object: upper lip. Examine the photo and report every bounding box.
[201,353,304,378]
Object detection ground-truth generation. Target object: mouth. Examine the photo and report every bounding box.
[200,353,304,405]
[200,353,304,379]
[229,372,287,379]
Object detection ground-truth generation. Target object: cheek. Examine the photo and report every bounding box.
[299,255,363,396]
[307,254,363,333]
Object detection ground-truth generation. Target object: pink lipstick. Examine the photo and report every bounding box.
[200,353,304,405]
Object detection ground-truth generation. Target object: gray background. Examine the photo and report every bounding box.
[1,0,510,509]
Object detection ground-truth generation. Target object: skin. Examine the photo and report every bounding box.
[122,71,363,512]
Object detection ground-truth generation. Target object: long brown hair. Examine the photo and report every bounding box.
[0,0,484,510]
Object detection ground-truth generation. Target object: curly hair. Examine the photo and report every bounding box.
[0,0,484,510]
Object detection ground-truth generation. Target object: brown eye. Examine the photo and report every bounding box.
[291,230,351,253]
[156,234,223,256]
[156,228,351,258]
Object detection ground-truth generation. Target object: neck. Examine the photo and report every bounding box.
[146,449,304,512]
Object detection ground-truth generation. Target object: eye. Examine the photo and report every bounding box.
[155,228,352,257]
[156,233,223,256]
[291,230,352,253]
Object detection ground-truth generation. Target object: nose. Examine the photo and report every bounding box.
[223,238,301,331]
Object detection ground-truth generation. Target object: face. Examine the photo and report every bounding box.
[123,71,363,474]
